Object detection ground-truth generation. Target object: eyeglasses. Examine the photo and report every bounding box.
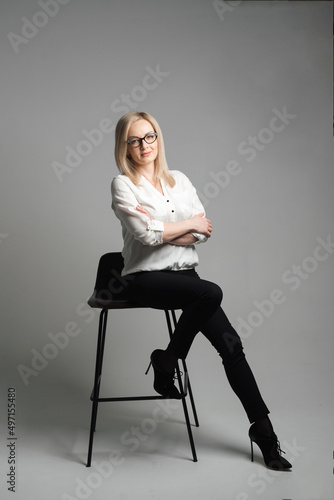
[126,132,158,148]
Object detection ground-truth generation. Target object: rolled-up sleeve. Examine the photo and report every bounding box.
[191,231,207,244]
[111,177,164,246]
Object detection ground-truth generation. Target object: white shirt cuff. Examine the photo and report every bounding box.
[147,219,164,232]
[191,232,207,244]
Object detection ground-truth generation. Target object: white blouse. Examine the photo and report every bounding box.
[111,170,207,275]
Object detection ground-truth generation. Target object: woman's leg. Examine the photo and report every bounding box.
[126,269,291,468]
[200,306,270,424]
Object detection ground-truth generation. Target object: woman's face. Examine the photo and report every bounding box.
[127,119,158,169]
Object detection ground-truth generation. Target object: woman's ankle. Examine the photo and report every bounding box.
[254,416,274,437]
[160,348,178,374]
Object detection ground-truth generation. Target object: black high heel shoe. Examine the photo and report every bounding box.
[249,423,292,470]
[146,349,182,399]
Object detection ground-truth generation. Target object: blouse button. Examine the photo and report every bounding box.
[171,210,174,213]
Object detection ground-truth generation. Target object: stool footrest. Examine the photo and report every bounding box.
[90,370,189,402]
[90,394,187,402]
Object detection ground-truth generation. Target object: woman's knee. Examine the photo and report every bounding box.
[198,281,223,311]
[200,281,223,308]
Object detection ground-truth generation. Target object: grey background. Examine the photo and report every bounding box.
[0,1,333,499]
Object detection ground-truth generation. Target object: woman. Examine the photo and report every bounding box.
[111,111,291,470]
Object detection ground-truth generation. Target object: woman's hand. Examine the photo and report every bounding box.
[190,213,212,237]
[136,205,152,220]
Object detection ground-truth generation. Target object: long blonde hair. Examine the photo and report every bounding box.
[114,111,175,187]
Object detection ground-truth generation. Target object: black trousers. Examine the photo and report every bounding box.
[124,268,269,423]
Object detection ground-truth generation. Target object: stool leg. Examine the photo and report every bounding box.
[87,403,98,468]
[170,310,200,427]
[165,310,198,462]
[181,359,199,428]
[87,309,108,467]
[175,361,198,462]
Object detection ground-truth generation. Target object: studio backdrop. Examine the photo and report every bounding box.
[0,1,333,500]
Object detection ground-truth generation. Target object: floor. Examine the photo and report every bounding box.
[1,361,333,500]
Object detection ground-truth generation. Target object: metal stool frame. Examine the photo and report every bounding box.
[86,253,199,467]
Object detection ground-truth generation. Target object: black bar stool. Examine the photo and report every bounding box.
[86,252,199,467]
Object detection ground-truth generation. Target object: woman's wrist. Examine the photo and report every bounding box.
[162,219,194,243]
[168,233,197,246]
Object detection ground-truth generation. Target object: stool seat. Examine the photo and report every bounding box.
[86,252,199,467]
[87,291,140,310]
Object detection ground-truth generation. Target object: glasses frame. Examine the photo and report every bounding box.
[126,132,158,148]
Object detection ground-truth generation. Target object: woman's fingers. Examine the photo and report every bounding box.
[136,205,152,220]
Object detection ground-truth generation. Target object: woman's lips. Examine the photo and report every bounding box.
[141,152,151,157]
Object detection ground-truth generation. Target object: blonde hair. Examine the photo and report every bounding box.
[114,111,175,187]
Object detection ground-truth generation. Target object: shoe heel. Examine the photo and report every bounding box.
[145,361,152,375]
[250,438,254,462]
